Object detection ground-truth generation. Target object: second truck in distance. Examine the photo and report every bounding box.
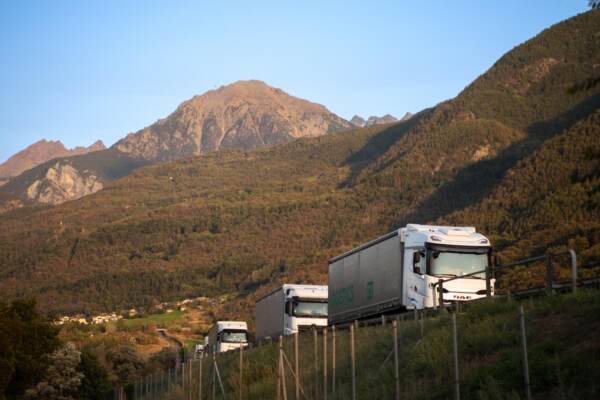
[255,284,328,341]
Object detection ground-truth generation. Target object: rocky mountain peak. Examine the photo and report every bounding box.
[114,80,353,161]
[0,139,106,179]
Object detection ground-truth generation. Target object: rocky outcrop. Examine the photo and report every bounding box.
[114,80,354,162]
[351,114,404,127]
[24,161,103,205]
[0,139,105,179]
[350,115,366,127]
[400,112,413,121]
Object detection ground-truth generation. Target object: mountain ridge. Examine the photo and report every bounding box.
[113,80,354,161]
[0,81,354,210]
[0,139,105,179]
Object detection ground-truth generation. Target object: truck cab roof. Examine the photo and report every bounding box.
[215,321,248,332]
[402,224,490,248]
[283,284,328,300]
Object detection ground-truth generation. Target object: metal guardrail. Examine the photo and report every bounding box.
[431,249,578,310]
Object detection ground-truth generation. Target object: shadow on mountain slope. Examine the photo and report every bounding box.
[396,92,600,228]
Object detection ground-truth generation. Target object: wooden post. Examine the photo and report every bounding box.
[189,359,193,400]
[519,305,532,400]
[452,313,460,400]
[313,326,318,399]
[279,336,288,400]
[199,358,203,400]
[393,320,400,400]
[212,352,216,400]
[239,342,243,400]
[294,333,300,400]
[323,327,328,400]
[332,326,336,400]
[350,324,356,400]
[545,255,554,295]
[182,361,186,396]
[569,249,577,294]
[420,311,424,339]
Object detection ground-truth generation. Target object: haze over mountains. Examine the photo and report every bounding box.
[0,10,598,316]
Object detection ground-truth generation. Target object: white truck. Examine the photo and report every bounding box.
[328,224,492,325]
[255,284,328,341]
[206,321,249,353]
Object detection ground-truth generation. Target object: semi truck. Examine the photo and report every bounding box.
[255,284,328,341]
[328,224,492,325]
[206,321,249,353]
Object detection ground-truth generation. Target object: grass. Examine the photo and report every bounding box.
[152,289,600,400]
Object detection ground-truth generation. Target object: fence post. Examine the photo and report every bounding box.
[294,333,300,400]
[569,249,577,294]
[545,255,554,295]
[381,315,385,326]
[182,361,186,397]
[313,326,318,400]
[212,352,216,400]
[438,279,444,312]
[485,265,492,297]
[160,370,164,398]
[519,305,532,400]
[239,342,244,400]
[350,324,356,400]
[323,327,328,400]
[189,359,193,400]
[279,335,288,400]
[332,326,336,400]
[392,320,400,400]
[452,313,460,400]
[199,358,203,400]
[419,311,424,339]
[145,374,149,399]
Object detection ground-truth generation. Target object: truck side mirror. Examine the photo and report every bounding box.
[285,301,292,315]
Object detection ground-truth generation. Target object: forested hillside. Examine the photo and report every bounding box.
[0,9,599,316]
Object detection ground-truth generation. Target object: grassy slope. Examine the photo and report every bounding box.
[198,291,600,400]
[0,11,599,315]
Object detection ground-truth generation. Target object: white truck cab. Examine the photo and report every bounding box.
[256,284,328,341]
[207,321,249,353]
[403,224,492,308]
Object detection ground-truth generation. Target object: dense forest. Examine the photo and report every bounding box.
[0,10,599,317]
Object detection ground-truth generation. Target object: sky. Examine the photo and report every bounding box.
[0,0,590,163]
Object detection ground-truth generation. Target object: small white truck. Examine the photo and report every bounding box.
[255,284,328,341]
[206,321,249,353]
[328,224,492,325]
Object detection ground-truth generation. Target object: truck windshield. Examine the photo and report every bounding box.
[428,250,488,278]
[221,330,247,343]
[293,301,328,318]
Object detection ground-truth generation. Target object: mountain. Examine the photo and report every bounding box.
[365,114,397,126]
[113,80,354,162]
[0,10,599,315]
[400,112,413,121]
[0,139,105,179]
[350,115,366,127]
[350,114,399,127]
[0,81,353,210]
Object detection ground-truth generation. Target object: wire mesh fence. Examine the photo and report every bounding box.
[116,287,600,400]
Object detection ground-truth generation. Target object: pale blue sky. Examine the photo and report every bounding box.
[0,1,589,162]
